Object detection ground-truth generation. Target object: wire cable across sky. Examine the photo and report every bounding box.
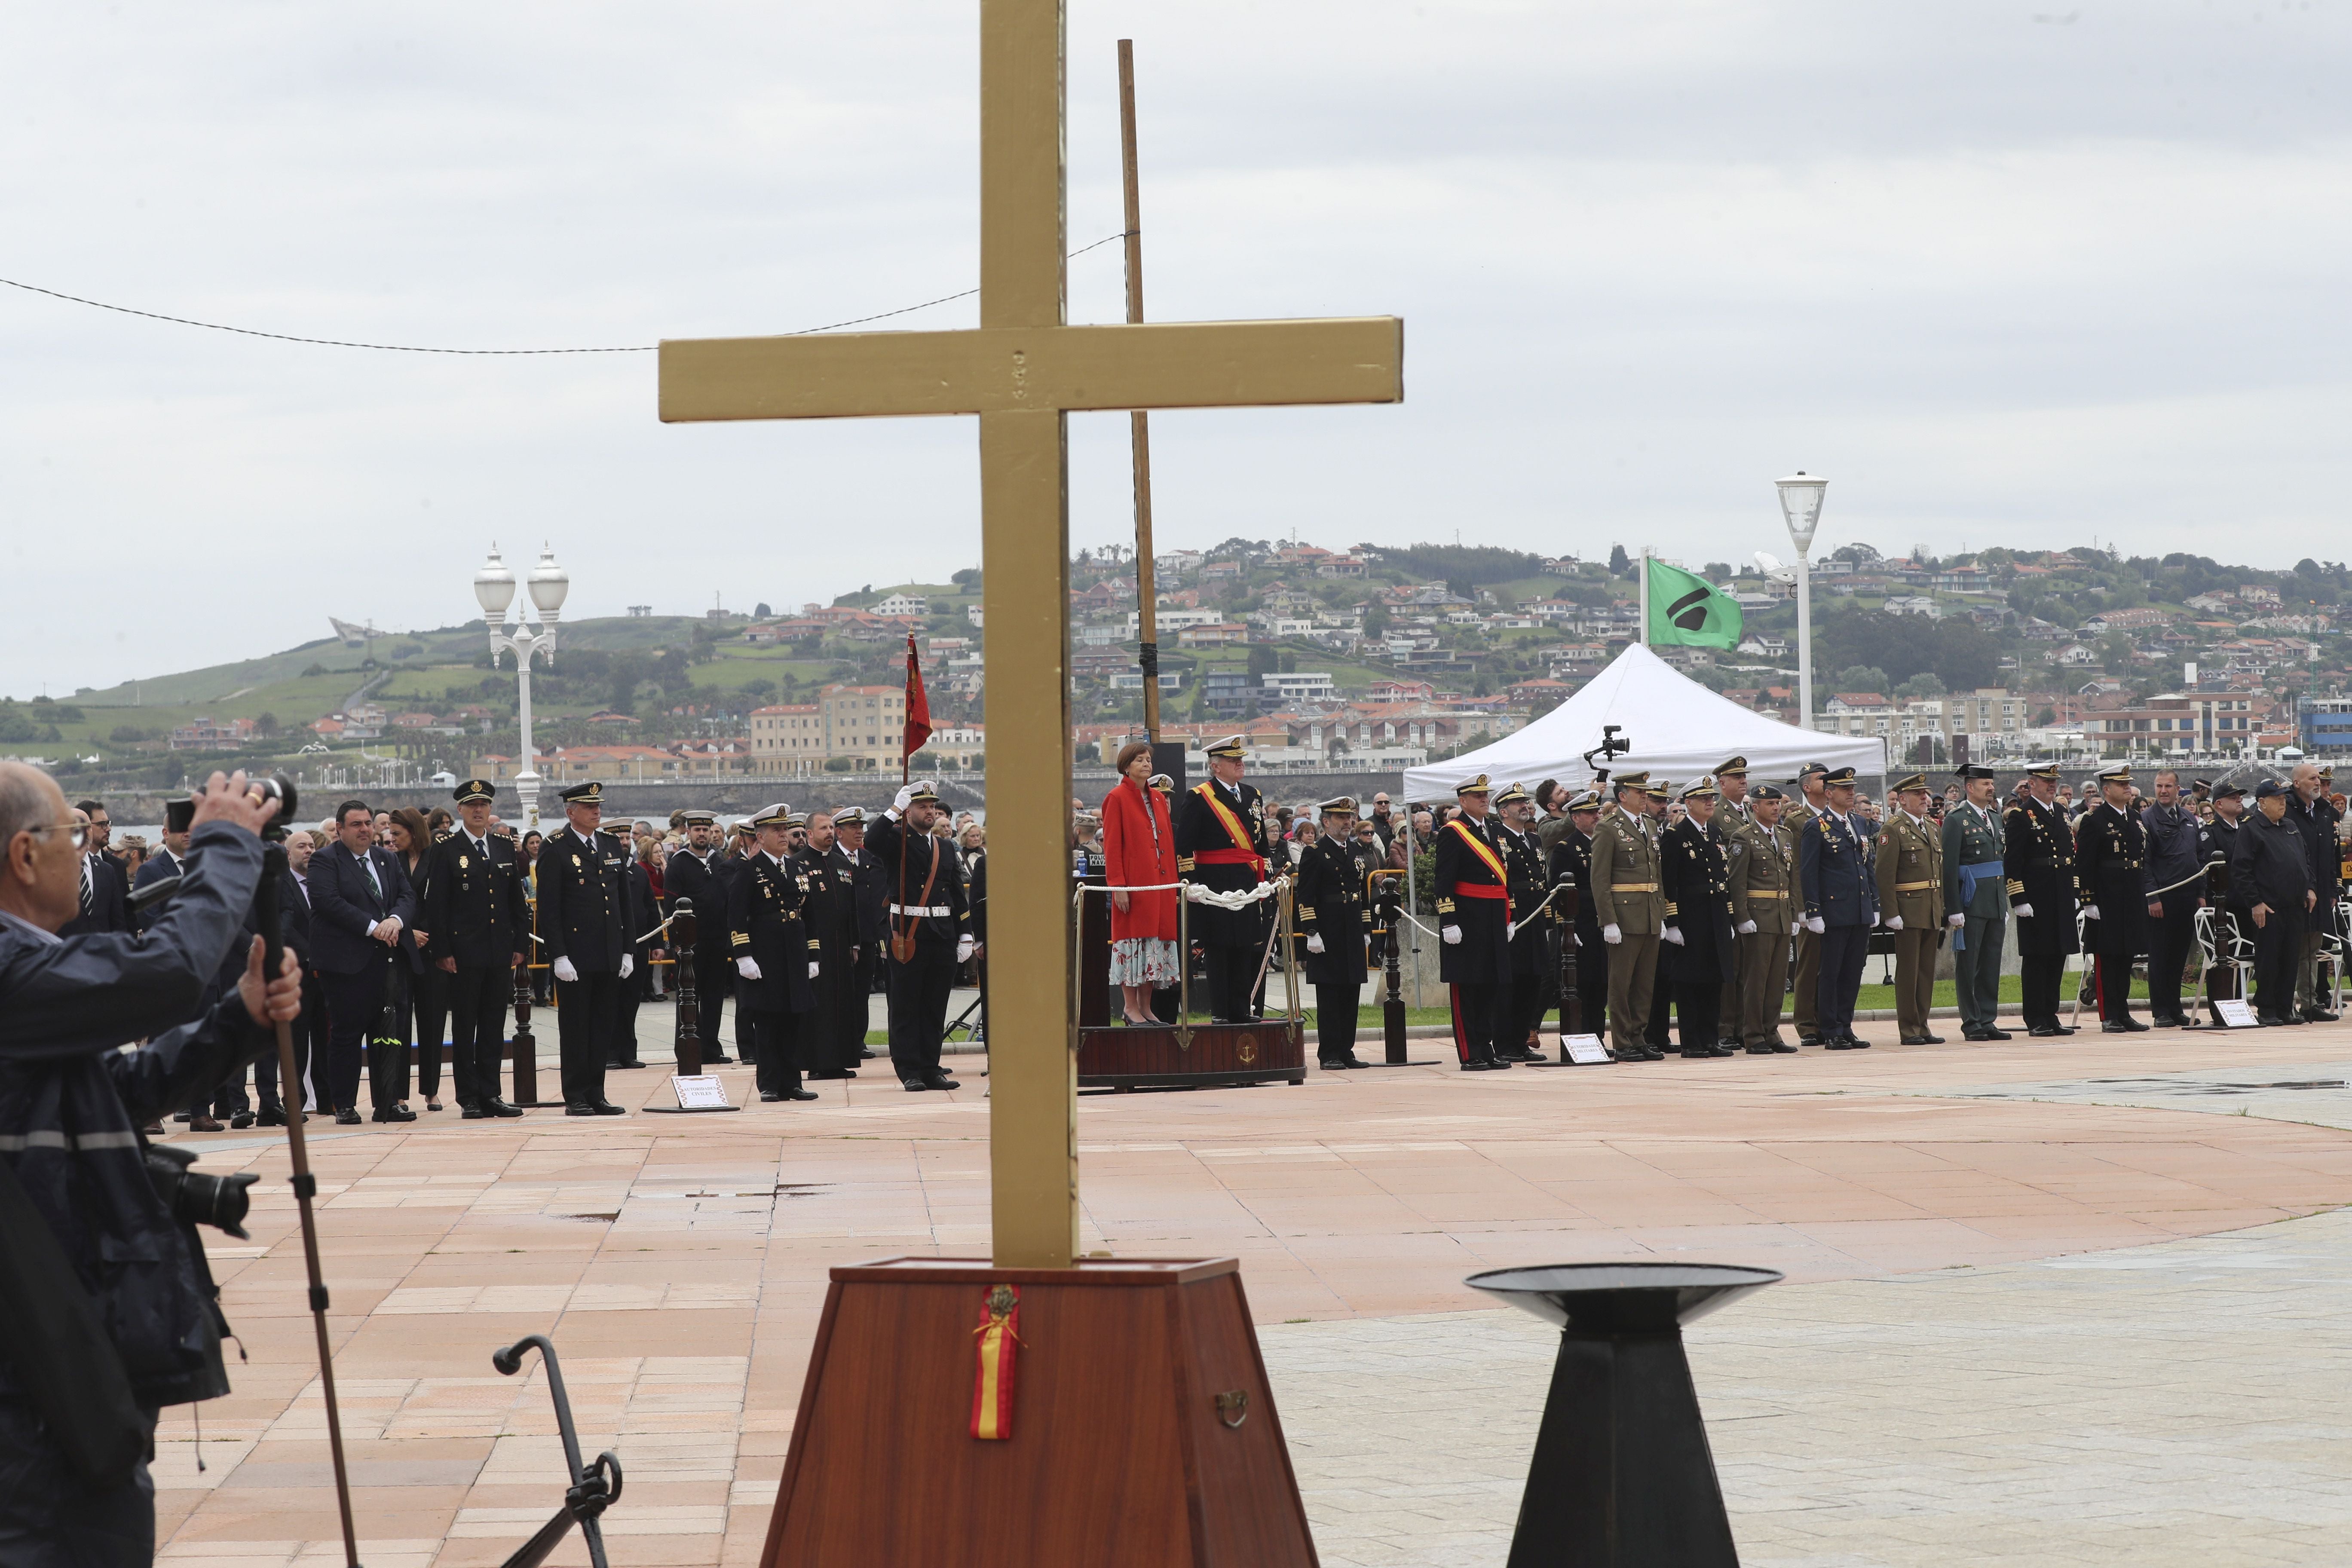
[0,230,1133,356]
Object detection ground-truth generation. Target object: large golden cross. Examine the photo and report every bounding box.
[659,0,1401,1269]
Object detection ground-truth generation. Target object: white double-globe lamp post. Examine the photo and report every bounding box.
[472,545,571,830]
[1775,473,1828,732]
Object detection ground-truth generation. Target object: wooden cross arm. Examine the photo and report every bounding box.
[658,316,1403,423]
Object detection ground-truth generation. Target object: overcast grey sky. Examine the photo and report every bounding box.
[4,1,2347,695]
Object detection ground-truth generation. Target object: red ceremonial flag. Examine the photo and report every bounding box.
[901,633,932,781]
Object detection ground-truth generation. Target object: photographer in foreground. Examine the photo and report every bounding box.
[0,763,300,1563]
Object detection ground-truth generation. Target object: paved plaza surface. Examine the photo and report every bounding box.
[151,1020,2352,1565]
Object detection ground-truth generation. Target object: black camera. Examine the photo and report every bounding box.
[146,1145,258,1240]
[252,774,300,842]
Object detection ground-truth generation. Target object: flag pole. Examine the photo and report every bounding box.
[1119,39,1162,744]
[1638,547,1651,646]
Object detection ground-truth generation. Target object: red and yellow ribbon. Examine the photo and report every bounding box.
[1193,784,1265,875]
[969,1283,1023,1440]
[1446,818,1513,921]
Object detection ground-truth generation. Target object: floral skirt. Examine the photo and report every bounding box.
[1109,937,1182,989]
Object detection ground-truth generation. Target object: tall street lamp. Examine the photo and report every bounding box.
[475,544,570,828]
[1775,472,1828,731]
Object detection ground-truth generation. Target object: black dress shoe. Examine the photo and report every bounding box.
[565,1102,597,1116]
[1900,1035,1931,1046]
[487,1098,526,1117]
[230,1110,256,1129]
[1745,1045,1775,1055]
[704,1053,735,1065]
[1770,1041,1798,1054]
[1922,1034,1946,1044]
[1824,1038,1854,1050]
[1487,1057,1514,1069]
[1846,1035,1872,1049]
[923,1074,962,1091]
[1797,1035,1823,1048]
[861,1048,880,1059]
[1461,1060,1501,1071]
[257,1108,288,1127]
[462,1106,487,1119]
[2301,1007,2341,1023]
[1608,1050,1646,1063]
[335,1106,362,1125]
[1680,1047,1712,1059]
[904,1078,929,1091]
[2027,1024,2064,1037]
[1320,1059,1351,1071]
[590,1101,626,1115]
[1344,1056,1372,1069]
[781,1088,819,1102]
[2115,1017,2149,1032]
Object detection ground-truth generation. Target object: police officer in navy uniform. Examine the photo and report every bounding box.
[1294,796,1372,1070]
[727,804,821,1102]
[1660,778,1738,1057]
[2004,763,2080,1036]
[872,780,974,1091]
[1798,765,1880,1050]
[1176,735,1279,1022]
[534,781,630,1115]
[2076,765,2151,1032]
[419,779,529,1118]
[1435,774,1515,1071]
[1493,782,1549,1062]
[2232,778,2314,1024]
[663,811,735,1066]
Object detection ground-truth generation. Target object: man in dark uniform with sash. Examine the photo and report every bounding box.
[1175,734,1278,1023]
[2076,765,2151,1032]
[2005,762,2079,1037]
[872,779,972,1091]
[1435,774,1514,1071]
[1941,764,2010,1041]
[1295,796,1372,1069]
[419,778,529,1118]
[535,780,629,1115]
[1661,779,1738,1057]
[1493,782,1550,1062]
[727,803,821,1102]
[663,811,735,1065]
[798,809,864,1078]
[1798,766,1879,1050]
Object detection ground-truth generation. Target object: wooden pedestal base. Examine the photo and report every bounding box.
[758,1256,1317,1568]
[1076,1019,1307,1090]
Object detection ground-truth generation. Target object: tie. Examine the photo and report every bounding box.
[361,851,383,904]
[79,860,93,921]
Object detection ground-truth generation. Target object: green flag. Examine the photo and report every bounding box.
[1645,560,1743,649]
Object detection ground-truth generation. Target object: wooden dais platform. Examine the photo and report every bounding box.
[757,1256,1317,1568]
[1076,1018,1307,1090]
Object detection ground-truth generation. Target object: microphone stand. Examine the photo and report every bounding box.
[254,844,362,1567]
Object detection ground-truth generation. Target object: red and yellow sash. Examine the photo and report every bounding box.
[1193,783,1265,876]
[1446,818,1513,920]
[970,1283,1023,1440]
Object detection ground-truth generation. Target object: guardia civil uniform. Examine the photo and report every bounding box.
[1434,777,1515,1070]
[2076,766,2151,1031]
[1587,774,1666,1061]
[2003,766,2080,1035]
[1939,766,2010,1040]
[1729,786,1798,1052]
[1294,796,1371,1069]
[1874,775,1947,1044]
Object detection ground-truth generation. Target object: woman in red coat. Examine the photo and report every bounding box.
[1101,740,1181,1023]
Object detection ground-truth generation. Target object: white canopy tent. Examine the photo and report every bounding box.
[1402,643,1886,803]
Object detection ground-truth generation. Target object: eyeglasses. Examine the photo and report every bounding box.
[31,823,88,851]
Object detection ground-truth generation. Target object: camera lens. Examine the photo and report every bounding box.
[181,1170,259,1239]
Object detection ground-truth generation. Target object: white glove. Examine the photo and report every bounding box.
[553,956,579,984]
[1442,925,1462,945]
[1736,919,1757,935]
[2084,905,2101,920]
[1805,915,1825,934]
[2014,903,2033,919]
[619,953,634,979]
[1947,913,1966,928]
[1884,916,1903,932]
[1306,933,1325,954]
[1662,926,1685,946]
[809,961,821,979]
[1602,924,1622,945]
[737,956,762,980]
[893,784,915,812]
[956,935,977,963]
[1870,913,1882,928]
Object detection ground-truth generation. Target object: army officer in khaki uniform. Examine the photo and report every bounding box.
[1875,772,1947,1044]
[1730,784,1799,1053]
[1588,771,1665,1062]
